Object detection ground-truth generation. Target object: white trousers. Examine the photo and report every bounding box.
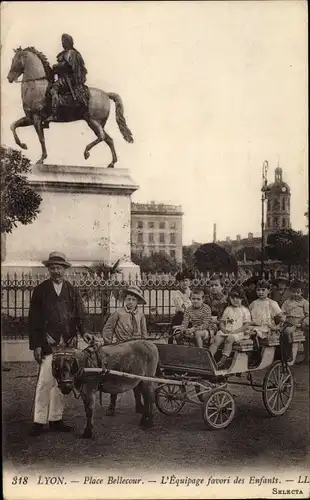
[34,354,65,424]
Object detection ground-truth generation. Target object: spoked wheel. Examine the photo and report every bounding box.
[155,384,186,415]
[202,388,235,429]
[263,361,295,416]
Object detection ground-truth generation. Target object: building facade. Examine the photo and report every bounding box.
[131,202,183,262]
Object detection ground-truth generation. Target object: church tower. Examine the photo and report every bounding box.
[265,166,291,236]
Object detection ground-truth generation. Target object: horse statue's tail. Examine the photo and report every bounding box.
[108,93,134,143]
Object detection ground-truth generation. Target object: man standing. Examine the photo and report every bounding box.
[46,33,88,121]
[28,251,90,436]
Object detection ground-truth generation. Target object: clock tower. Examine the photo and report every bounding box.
[265,166,291,237]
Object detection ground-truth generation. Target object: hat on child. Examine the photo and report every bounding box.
[289,279,304,290]
[122,285,146,304]
[273,275,289,285]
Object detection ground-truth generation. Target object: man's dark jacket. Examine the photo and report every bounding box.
[28,279,86,354]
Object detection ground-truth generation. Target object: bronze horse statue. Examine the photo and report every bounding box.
[52,340,159,439]
[7,47,134,165]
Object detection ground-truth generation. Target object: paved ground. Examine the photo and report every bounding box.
[2,361,309,474]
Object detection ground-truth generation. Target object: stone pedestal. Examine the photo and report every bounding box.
[2,164,140,279]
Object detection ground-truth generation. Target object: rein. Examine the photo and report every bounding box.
[15,76,49,83]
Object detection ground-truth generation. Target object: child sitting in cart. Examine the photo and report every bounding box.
[209,286,252,369]
[282,280,309,364]
[101,284,148,415]
[249,280,285,339]
[176,289,212,345]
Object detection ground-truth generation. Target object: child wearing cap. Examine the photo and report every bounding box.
[270,275,291,306]
[209,287,251,368]
[101,285,148,415]
[249,280,285,338]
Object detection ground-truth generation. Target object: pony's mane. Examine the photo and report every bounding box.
[22,46,53,80]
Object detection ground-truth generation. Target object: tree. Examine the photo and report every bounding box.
[235,246,262,262]
[131,251,181,274]
[305,202,309,229]
[194,243,238,274]
[82,260,121,329]
[1,146,42,233]
[182,245,197,270]
[266,229,308,277]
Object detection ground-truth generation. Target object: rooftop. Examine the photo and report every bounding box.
[131,202,183,215]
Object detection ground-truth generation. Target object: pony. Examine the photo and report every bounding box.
[7,47,133,165]
[52,340,159,439]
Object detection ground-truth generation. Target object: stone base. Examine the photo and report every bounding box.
[2,164,139,275]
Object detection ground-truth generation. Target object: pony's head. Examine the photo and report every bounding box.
[52,349,82,395]
[7,47,24,82]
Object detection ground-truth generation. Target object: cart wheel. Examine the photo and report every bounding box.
[263,361,295,416]
[155,384,186,415]
[202,388,235,429]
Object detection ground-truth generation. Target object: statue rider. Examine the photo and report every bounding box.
[46,34,88,121]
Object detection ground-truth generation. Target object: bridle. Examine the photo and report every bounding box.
[14,76,49,83]
[52,349,82,384]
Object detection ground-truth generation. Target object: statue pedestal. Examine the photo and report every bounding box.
[2,164,140,279]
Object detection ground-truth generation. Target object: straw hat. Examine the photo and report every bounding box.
[42,251,71,268]
[122,285,146,304]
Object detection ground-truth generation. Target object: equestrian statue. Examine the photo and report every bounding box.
[7,34,134,166]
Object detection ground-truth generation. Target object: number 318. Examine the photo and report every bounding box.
[12,476,28,485]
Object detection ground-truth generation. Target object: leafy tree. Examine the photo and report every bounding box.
[83,260,121,328]
[1,146,42,233]
[131,251,181,274]
[182,245,197,270]
[266,229,308,277]
[305,202,309,229]
[194,243,238,274]
[235,246,262,262]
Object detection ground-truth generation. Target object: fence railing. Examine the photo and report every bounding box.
[1,270,308,339]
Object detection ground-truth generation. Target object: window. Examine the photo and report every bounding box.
[282,198,286,211]
[159,250,165,255]
[137,233,143,243]
[274,217,279,229]
[170,222,176,229]
[148,233,154,243]
[267,200,271,211]
[148,221,154,229]
[137,221,143,229]
[170,250,176,258]
[159,222,165,229]
[159,233,165,243]
[282,218,285,228]
[170,233,176,244]
[267,217,271,228]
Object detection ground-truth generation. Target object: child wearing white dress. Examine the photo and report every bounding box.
[209,287,251,368]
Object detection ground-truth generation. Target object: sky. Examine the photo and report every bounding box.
[1,1,308,245]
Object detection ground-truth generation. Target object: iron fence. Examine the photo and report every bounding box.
[1,270,308,339]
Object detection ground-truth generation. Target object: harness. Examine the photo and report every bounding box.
[15,76,49,83]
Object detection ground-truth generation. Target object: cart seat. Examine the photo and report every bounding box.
[232,339,255,352]
[257,330,305,347]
